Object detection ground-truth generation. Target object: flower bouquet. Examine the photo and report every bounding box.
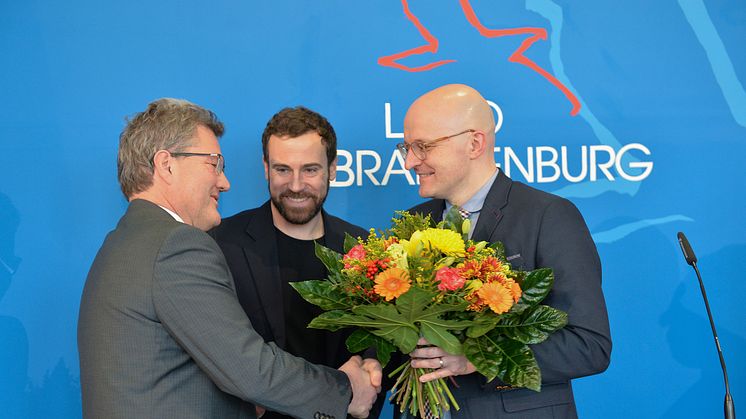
[291,209,567,418]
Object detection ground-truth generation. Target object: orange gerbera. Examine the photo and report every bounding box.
[477,282,514,314]
[503,278,523,302]
[374,267,411,301]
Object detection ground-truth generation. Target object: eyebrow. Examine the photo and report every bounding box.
[270,163,324,169]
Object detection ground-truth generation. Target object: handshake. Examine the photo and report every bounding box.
[339,355,383,418]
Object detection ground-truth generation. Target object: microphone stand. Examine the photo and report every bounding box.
[678,232,735,419]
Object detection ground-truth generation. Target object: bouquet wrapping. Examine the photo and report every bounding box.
[291,209,567,418]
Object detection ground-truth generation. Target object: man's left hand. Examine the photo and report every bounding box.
[410,337,476,382]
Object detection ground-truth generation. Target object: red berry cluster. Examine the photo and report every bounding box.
[364,257,392,280]
[347,283,381,302]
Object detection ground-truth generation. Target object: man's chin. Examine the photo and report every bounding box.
[418,185,437,199]
[283,209,317,225]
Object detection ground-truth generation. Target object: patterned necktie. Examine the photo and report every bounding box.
[422,403,437,419]
[458,207,470,219]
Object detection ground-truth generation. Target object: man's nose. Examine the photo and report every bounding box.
[288,172,304,191]
[218,171,231,192]
[404,150,422,170]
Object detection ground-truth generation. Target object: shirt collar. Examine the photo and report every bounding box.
[445,168,499,214]
[159,205,184,223]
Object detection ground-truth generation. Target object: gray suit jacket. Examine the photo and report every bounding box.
[408,171,612,418]
[78,199,351,419]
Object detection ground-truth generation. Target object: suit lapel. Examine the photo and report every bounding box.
[322,210,346,253]
[242,202,287,347]
[471,170,512,242]
[412,199,446,223]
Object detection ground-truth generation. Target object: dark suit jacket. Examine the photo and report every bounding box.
[211,201,389,417]
[407,171,612,418]
[210,201,367,367]
[78,199,352,419]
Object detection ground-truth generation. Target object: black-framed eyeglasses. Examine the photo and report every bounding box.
[396,129,475,160]
[170,152,225,175]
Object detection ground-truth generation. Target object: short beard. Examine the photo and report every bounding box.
[270,186,328,225]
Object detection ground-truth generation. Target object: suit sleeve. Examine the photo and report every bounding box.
[152,225,352,419]
[529,198,612,384]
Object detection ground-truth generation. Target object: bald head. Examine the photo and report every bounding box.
[402,84,498,205]
[404,84,495,144]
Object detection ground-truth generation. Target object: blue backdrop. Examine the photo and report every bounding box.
[1,1,744,417]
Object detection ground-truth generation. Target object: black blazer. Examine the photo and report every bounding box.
[408,171,612,418]
[211,200,367,367]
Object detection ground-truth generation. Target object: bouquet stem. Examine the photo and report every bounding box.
[388,361,459,418]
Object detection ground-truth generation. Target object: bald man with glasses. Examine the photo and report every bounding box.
[396,84,612,419]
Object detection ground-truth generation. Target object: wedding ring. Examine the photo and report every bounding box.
[438,358,445,368]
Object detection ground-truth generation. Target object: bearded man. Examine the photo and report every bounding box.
[211,106,385,419]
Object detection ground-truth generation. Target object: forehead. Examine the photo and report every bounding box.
[266,131,328,165]
[187,125,221,151]
[403,102,460,142]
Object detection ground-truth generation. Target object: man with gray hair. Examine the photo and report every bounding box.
[78,98,381,419]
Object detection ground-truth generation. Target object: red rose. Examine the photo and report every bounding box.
[436,267,465,291]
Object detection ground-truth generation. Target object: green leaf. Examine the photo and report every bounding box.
[420,322,464,355]
[464,332,541,391]
[441,206,463,233]
[352,304,420,353]
[307,310,372,331]
[346,329,376,353]
[289,280,352,310]
[466,312,500,338]
[314,242,343,273]
[512,268,554,311]
[418,301,470,319]
[345,329,396,367]
[395,287,435,323]
[419,317,471,332]
[343,232,359,253]
[494,337,541,391]
[489,241,506,260]
[463,334,501,381]
[370,326,420,354]
[499,305,568,344]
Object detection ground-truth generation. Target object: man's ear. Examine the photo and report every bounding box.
[468,131,488,159]
[153,150,174,184]
[328,157,337,181]
[263,159,269,180]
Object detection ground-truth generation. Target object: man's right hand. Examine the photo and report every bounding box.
[339,355,379,418]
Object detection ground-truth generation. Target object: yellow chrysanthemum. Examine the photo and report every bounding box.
[374,267,411,301]
[417,228,465,255]
[477,282,514,314]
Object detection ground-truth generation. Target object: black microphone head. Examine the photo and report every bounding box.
[677,232,698,266]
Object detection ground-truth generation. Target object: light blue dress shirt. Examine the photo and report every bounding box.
[443,169,499,238]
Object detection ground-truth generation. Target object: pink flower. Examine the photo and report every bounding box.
[343,244,367,269]
[436,267,465,291]
[345,244,366,260]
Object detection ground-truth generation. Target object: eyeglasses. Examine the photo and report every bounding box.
[396,129,475,160]
[170,152,225,175]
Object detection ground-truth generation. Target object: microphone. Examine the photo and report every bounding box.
[677,232,735,419]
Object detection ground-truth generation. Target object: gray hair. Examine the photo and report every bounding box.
[117,98,224,198]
